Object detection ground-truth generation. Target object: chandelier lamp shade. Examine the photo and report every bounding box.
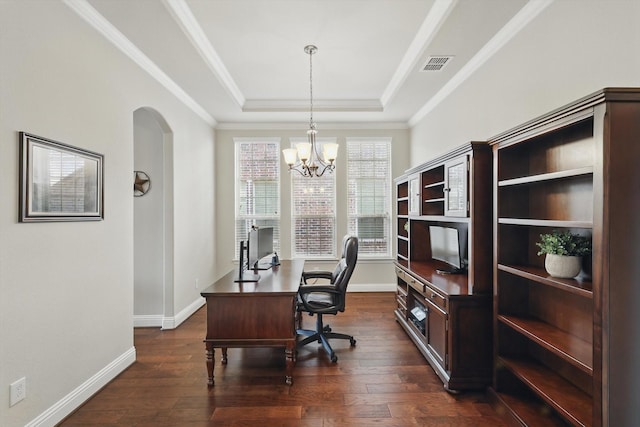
[282,45,338,177]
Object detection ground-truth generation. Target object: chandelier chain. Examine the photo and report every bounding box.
[309,46,314,129]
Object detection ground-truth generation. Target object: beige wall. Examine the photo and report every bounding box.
[214,127,410,289]
[0,2,215,426]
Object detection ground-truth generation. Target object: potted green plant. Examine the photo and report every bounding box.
[536,230,591,278]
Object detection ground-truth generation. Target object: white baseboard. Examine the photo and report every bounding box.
[133,314,163,328]
[161,297,205,330]
[348,283,395,292]
[26,347,136,427]
[133,298,206,330]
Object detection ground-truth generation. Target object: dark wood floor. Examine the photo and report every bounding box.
[59,292,506,426]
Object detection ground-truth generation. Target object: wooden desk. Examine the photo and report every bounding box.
[200,259,304,386]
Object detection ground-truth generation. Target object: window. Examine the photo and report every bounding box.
[235,138,280,259]
[347,138,392,257]
[290,138,337,258]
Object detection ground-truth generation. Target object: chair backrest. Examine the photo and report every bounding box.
[330,236,358,310]
[331,234,350,278]
[339,234,350,259]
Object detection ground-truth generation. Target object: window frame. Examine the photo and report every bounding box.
[346,137,392,259]
[289,136,338,259]
[234,137,281,260]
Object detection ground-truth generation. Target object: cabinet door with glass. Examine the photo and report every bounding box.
[444,156,468,217]
[408,175,421,216]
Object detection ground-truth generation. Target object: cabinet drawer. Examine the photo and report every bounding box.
[397,285,407,299]
[395,266,406,281]
[405,275,423,294]
[396,285,407,304]
[396,295,407,312]
[424,286,447,312]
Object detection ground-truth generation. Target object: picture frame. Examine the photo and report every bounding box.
[19,132,104,222]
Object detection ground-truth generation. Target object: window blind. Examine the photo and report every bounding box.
[346,138,391,257]
[235,139,280,258]
[290,138,337,258]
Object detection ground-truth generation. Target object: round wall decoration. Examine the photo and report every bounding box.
[133,171,151,197]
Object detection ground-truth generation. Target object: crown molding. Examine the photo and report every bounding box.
[408,0,554,127]
[380,0,457,107]
[163,0,245,107]
[215,121,409,131]
[63,0,217,126]
[242,99,383,113]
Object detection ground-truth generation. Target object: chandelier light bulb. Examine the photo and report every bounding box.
[296,142,311,163]
[282,148,298,166]
[323,143,339,163]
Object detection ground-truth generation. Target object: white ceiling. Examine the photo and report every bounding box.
[72,0,538,127]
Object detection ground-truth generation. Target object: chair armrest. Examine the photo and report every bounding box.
[302,270,333,280]
[302,270,333,284]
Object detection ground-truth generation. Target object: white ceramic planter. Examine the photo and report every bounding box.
[545,254,581,278]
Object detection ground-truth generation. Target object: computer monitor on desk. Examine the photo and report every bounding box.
[248,227,276,270]
[235,227,276,283]
[235,239,260,282]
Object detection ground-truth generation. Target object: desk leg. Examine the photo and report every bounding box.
[285,342,295,386]
[221,347,228,364]
[205,341,215,386]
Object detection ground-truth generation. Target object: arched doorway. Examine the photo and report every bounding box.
[133,107,174,328]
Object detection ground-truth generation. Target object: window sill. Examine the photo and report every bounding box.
[291,256,394,263]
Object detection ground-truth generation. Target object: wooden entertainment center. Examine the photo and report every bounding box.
[394,142,493,391]
[395,88,640,425]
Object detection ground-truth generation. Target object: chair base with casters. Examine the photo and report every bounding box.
[296,311,356,363]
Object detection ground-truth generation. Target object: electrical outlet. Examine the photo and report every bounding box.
[10,377,26,406]
[195,278,199,289]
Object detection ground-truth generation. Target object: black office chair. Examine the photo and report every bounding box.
[296,235,358,362]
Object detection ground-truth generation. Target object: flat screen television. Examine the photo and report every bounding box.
[429,225,465,274]
[247,226,274,270]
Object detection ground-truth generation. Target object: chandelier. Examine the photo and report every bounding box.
[282,45,338,177]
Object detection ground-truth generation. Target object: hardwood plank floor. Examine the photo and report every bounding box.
[59,292,506,426]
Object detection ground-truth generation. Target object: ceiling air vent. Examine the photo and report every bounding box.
[421,56,454,72]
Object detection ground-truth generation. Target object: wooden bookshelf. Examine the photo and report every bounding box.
[489,88,640,426]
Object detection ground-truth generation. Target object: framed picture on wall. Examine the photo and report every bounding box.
[19,132,104,222]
